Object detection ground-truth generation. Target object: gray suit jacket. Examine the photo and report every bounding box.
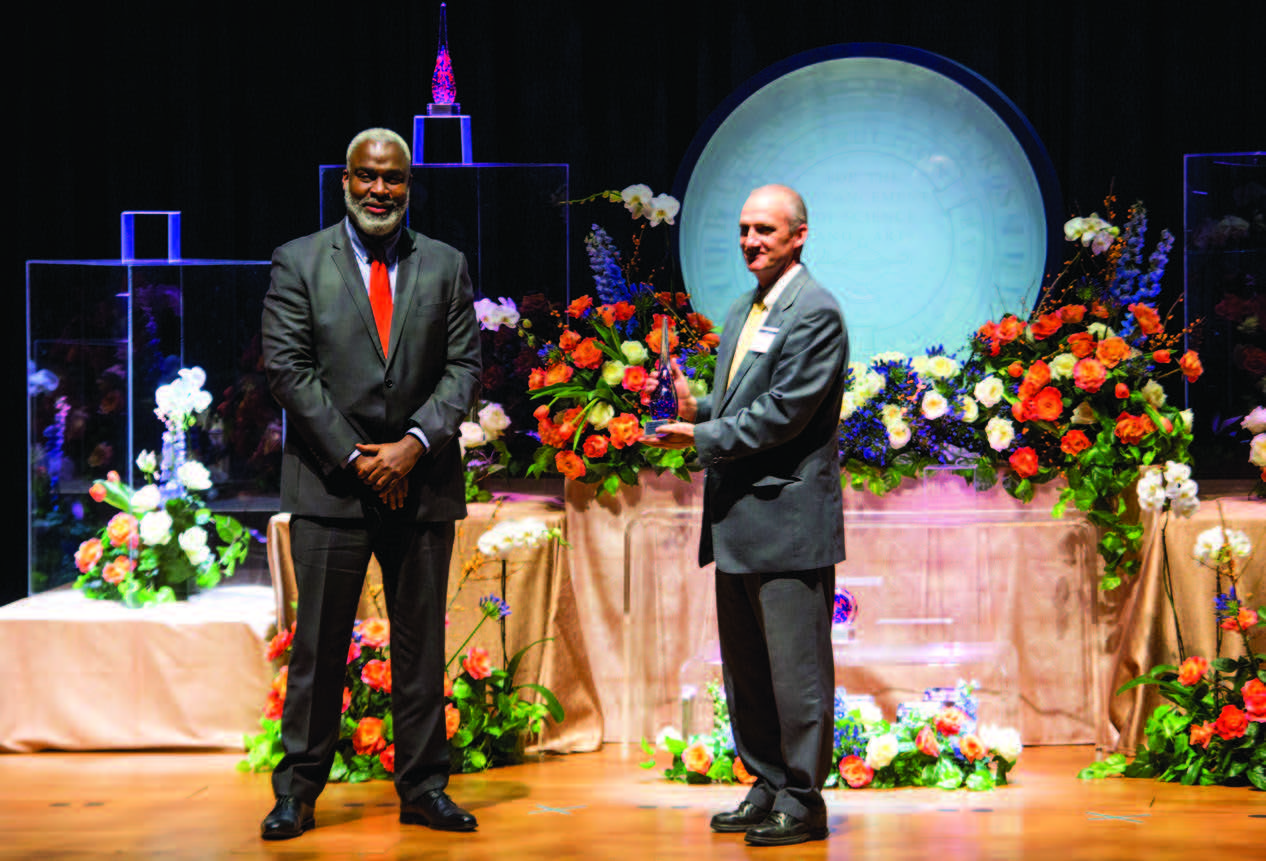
[694,266,848,573]
[261,222,481,522]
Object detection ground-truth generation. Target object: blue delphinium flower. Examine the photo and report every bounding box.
[584,226,628,305]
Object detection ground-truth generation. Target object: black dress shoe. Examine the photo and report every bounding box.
[710,800,772,833]
[261,795,315,840]
[400,789,478,832]
[744,811,828,846]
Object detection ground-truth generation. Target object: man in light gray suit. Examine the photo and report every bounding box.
[647,184,847,847]
[260,128,481,839]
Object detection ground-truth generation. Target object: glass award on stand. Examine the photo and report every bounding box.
[644,316,678,434]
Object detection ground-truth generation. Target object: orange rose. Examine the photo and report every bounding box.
[347,641,362,664]
[1029,386,1064,422]
[1067,332,1097,359]
[1030,313,1062,340]
[106,513,139,548]
[1018,360,1051,400]
[102,556,135,584]
[543,363,575,386]
[89,482,107,503]
[934,706,968,736]
[444,674,453,697]
[1179,350,1203,382]
[75,537,104,573]
[355,618,390,649]
[607,413,642,449]
[1114,412,1156,446]
[528,368,546,390]
[1189,721,1214,748]
[699,332,721,351]
[463,646,492,680]
[1213,704,1248,740]
[838,754,874,788]
[997,315,1024,343]
[1115,382,1130,399]
[1090,300,1110,318]
[1059,304,1087,324]
[1061,429,1091,456]
[1009,447,1039,478]
[559,329,582,352]
[1095,336,1130,368]
[1238,607,1259,629]
[622,365,648,392]
[1241,678,1266,722]
[264,690,284,720]
[445,703,461,739]
[1152,349,1171,364]
[682,742,712,775]
[1007,361,1024,378]
[1129,303,1163,335]
[732,757,757,785]
[582,435,609,459]
[685,311,715,334]
[266,626,293,662]
[915,725,940,757]
[1073,358,1107,393]
[1177,655,1209,686]
[555,450,586,480]
[271,666,289,697]
[352,716,387,755]
[960,734,986,762]
[977,320,998,343]
[379,744,395,773]
[612,301,636,322]
[341,687,352,713]
[571,338,604,370]
[566,295,593,318]
[360,658,392,693]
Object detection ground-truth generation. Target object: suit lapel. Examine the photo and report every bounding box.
[387,230,421,372]
[329,225,387,363]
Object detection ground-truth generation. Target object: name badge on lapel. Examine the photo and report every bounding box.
[750,326,778,354]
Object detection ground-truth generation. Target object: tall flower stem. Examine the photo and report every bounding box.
[1159,514,1187,661]
[446,614,490,674]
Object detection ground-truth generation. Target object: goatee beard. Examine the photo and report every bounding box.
[345,188,408,237]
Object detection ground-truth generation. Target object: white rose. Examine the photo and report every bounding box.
[927,354,960,379]
[130,484,161,513]
[136,450,158,475]
[958,395,979,424]
[601,360,627,386]
[1070,402,1097,425]
[911,355,931,377]
[1049,353,1077,380]
[857,701,884,725]
[880,404,905,427]
[139,510,173,546]
[840,392,858,421]
[477,403,511,440]
[587,401,615,429]
[864,733,900,769]
[458,422,486,455]
[1251,434,1266,468]
[974,376,1004,408]
[178,526,210,566]
[921,390,949,420]
[1141,380,1167,409]
[177,461,212,492]
[620,340,649,366]
[979,724,1023,762]
[1086,321,1113,340]
[1242,406,1266,434]
[860,369,886,400]
[985,416,1015,452]
[887,421,912,450]
[1179,409,1194,430]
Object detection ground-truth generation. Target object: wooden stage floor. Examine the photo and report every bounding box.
[0,745,1260,859]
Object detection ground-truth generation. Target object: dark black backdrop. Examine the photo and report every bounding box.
[11,1,1263,604]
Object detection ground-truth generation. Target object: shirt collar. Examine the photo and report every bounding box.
[343,217,401,265]
[754,262,801,311]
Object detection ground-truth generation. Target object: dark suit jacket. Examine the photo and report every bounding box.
[261,222,481,522]
[693,266,848,573]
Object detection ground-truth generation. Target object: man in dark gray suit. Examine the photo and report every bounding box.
[259,128,481,839]
[647,184,847,847]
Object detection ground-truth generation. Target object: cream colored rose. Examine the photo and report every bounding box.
[927,355,960,379]
[921,390,949,420]
[887,420,911,450]
[880,404,905,427]
[1070,402,1097,425]
[985,416,1015,451]
[864,733,900,769]
[620,341,649,366]
[1049,353,1077,380]
[601,360,627,386]
[959,395,979,423]
[974,376,1004,408]
[477,403,511,439]
[587,401,615,429]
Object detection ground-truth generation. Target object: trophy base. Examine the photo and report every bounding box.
[644,419,673,434]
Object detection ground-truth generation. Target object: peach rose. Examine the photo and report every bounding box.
[960,734,987,762]
[582,435,609,459]
[1129,303,1163,335]
[341,687,352,713]
[445,703,461,739]
[571,338,604,370]
[89,482,107,503]
[75,537,104,573]
[1018,361,1051,400]
[352,716,387,755]
[106,513,139,548]
[1090,300,1110,318]
[528,368,546,390]
[732,757,757,785]
[1067,332,1097,359]
[1030,313,1063,340]
[1059,304,1087,324]
[347,640,363,664]
[1177,656,1209,686]
[596,304,618,327]
[1238,607,1259,629]
[559,330,582,353]
[1029,386,1064,421]
[1213,704,1248,740]
[1061,429,1091,456]
[622,365,648,392]
[102,556,134,584]
[1114,412,1156,446]
[1073,358,1107,393]
[444,674,453,697]
[379,744,395,773]
[266,626,294,662]
[1189,721,1214,748]
[934,706,969,736]
[997,315,1024,343]
[915,725,940,757]
[271,666,289,697]
[606,414,642,449]
[544,363,575,386]
[1009,447,1039,479]
[1152,349,1171,364]
[361,658,392,693]
[611,301,636,322]
[555,450,586,480]
[1007,361,1024,378]
[1096,336,1130,369]
[264,690,284,720]
[1241,678,1266,723]
[463,646,493,680]
[838,754,874,788]
[355,618,390,649]
[1179,350,1203,382]
[566,295,593,318]
[682,742,712,775]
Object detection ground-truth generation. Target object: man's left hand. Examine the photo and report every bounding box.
[354,436,424,492]
[639,421,696,450]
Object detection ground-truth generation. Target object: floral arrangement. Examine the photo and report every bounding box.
[519,185,718,496]
[72,367,250,605]
[837,199,1199,589]
[458,399,513,502]
[1081,519,1265,788]
[241,517,566,781]
[642,681,1021,792]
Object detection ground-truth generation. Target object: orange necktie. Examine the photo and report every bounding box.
[369,257,392,356]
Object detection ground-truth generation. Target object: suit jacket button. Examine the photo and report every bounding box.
[385,378,395,388]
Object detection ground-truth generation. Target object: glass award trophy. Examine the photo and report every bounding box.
[645,316,678,434]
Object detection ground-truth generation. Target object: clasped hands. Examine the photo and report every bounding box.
[353,435,424,510]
